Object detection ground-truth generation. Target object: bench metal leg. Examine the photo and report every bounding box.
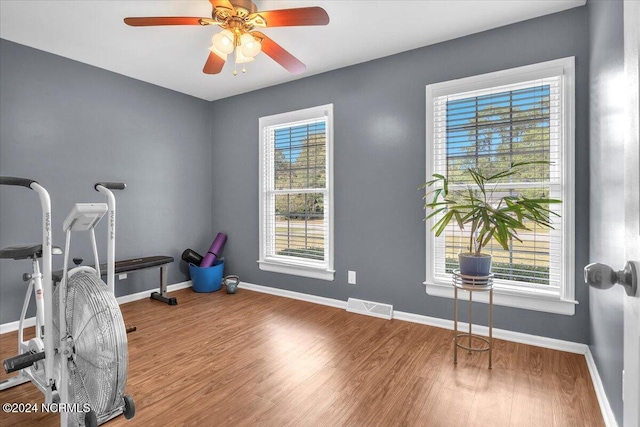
[150,265,177,305]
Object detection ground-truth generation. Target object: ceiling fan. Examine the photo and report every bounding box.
[124,0,329,76]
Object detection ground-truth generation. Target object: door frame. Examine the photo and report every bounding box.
[623,2,640,427]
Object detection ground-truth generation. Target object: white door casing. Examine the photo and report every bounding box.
[623,2,639,427]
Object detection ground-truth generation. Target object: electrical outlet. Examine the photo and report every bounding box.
[348,270,356,284]
[118,273,127,280]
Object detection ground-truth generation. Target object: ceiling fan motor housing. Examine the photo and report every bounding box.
[228,0,258,15]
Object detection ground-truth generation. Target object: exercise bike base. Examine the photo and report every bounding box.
[0,374,30,391]
[150,292,177,305]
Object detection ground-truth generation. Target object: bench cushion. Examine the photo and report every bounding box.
[52,255,174,283]
[0,244,63,260]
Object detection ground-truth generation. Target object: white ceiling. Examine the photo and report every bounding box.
[0,0,585,101]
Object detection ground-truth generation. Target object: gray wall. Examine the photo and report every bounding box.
[210,8,591,343]
[0,39,213,324]
[0,7,595,345]
[587,0,625,424]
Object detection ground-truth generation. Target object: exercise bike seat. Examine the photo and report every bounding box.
[0,244,63,260]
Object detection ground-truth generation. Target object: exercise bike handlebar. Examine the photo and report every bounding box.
[94,182,125,294]
[94,182,126,191]
[0,176,55,388]
[0,176,38,189]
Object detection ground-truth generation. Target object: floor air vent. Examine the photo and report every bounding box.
[346,298,393,320]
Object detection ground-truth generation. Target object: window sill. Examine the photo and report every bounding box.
[423,281,577,315]
[258,260,335,281]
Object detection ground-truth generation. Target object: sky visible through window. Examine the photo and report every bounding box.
[445,85,551,169]
[275,122,326,162]
[443,84,553,285]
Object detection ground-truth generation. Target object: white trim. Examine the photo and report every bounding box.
[258,103,335,281]
[424,281,577,315]
[428,58,573,98]
[0,280,192,335]
[0,316,37,335]
[585,347,619,427]
[257,260,335,281]
[392,309,586,354]
[623,4,640,427]
[424,57,576,313]
[237,281,347,309]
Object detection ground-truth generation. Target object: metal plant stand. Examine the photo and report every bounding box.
[452,270,494,369]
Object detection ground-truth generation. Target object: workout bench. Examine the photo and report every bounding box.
[53,255,177,305]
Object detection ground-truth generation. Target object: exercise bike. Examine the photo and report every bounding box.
[0,177,61,400]
[0,177,135,426]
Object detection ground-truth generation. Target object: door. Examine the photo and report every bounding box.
[623,2,639,427]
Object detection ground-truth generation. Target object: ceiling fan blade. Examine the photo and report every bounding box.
[209,0,235,12]
[124,17,205,26]
[251,32,306,74]
[250,7,329,27]
[203,52,226,74]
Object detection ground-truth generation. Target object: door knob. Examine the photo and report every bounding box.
[584,261,638,296]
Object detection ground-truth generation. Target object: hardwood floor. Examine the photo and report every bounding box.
[0,287,604,426]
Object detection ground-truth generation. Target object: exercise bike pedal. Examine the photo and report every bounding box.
[3,351,45,374]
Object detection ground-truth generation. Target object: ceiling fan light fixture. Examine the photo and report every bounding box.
[123,2,329,76]
[240,33,262,58]
[211,29,235,54]
[235,48,255,64]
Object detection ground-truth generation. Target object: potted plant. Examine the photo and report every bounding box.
[422,161,561,278]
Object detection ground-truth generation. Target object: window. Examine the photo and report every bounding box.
[259,104,334,280]
[424,58,576,315]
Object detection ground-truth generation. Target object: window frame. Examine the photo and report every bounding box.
[258,104,335,281]
[424,58,576,315]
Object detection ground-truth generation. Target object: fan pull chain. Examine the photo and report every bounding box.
[232,56,248,76]
[233,50,238,76]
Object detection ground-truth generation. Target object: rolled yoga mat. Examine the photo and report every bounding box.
[181,249,203,265]
[200,233,227,267]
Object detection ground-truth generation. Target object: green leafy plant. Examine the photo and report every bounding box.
[422,161,562,256]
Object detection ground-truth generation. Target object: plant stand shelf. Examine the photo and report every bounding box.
[452,270,494,369]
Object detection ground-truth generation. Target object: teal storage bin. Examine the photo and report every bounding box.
[189,259,224,292]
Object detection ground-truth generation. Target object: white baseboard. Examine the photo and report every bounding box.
[0,317,38,335]
[0,280,192,335]
[238,282,347,310]
[585,347,619,427]
[392,310,588,355]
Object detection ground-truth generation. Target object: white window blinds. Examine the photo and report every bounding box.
[259,104,334,280]
[432,77,564,296]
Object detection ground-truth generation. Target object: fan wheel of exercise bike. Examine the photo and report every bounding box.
[124,0,329,75]
[53,271,129,426]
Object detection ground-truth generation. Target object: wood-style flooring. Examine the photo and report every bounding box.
[0,287,604,426]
